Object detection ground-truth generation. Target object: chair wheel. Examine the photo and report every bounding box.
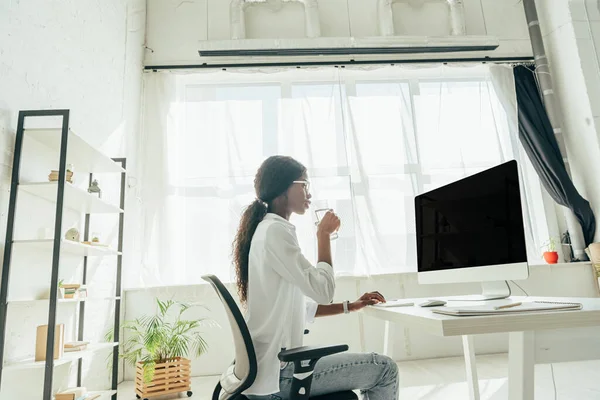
[187,390,193,397]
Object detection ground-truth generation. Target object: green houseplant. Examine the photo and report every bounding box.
[542,237,559,264]
[106,298,214,399]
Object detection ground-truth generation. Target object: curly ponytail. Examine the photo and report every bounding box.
[232,156,306,304]
[232,200,268,304]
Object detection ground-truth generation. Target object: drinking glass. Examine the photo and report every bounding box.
[312,200,338,240]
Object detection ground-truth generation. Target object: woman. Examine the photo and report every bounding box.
[232,155,399,400]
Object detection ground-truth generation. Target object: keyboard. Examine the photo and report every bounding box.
[372,300,414,308]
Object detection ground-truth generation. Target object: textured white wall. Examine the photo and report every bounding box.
[144,0,532,65]
[0,0,146,397]
[122,264,600,379]
[534,0,600,241]
[568,0,600,241]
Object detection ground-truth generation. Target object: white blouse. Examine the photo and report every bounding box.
[243,213,335,396]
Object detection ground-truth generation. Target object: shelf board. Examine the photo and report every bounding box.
[13,239,121,256]
[3,342,119,371]
[24,129,124,174]
[19,182,123,214]
[7,297,120,305]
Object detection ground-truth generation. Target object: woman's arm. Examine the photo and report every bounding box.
[317,231,332,267]
[315,303,346,317]
[314,302,364,317]
[315,292,387,317]
[317,211,339,267]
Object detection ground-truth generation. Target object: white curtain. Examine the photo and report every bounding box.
[488,65,561,260]
[130,65,549,288]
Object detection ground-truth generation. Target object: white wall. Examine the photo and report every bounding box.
[567,0,600,241]
[144,0,532,66]
[122,263,600,379]
[0,0,146,397]
[532,0,600,242]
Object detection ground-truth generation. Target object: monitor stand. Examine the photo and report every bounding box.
[452,281,511,301]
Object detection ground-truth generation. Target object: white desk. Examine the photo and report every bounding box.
[361,296,600,400]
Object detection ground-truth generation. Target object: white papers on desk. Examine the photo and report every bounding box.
[432,301,582,316]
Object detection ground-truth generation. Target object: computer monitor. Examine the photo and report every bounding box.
[415,160,529,300]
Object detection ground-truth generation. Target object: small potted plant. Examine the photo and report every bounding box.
[542,237,559,264]
[108,298,214,400]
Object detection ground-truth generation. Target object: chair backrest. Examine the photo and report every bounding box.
[202,275,257,398]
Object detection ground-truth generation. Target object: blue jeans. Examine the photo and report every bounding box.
[246,352,399,400]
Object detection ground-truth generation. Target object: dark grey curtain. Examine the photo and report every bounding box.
[513,65,595,246]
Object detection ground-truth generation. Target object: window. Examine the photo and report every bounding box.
[138,67,546,286]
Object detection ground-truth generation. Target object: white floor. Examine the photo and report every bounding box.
[117,354,600,400]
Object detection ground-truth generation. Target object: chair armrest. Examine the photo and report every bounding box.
[279,344,349,400]
[278,344,349,362]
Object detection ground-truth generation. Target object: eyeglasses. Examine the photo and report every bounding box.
[293,180,310,194]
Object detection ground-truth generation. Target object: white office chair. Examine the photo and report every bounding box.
[202,275,358,400]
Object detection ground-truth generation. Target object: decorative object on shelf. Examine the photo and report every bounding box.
[35,324,65,361]
[109,298,213,399]
[87,179,102,198]
[84,231,101,244]
[561,231,576,262]
[58,283,87,299]
[64,341,89,353]
[48,168,74,184]
[542,237,559,264]
[57,279,65,299]
[65,227,80,242]
[83,233,108,247]
[90,232,106,246]
[586,242,600,278]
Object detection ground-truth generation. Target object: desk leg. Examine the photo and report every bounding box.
[509,331,535,400]
[462,335,480,400]
[383,320,394,357]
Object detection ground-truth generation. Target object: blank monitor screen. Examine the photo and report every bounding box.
[416,160,527,273]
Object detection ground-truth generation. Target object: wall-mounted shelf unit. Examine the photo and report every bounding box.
[0,109,126,400]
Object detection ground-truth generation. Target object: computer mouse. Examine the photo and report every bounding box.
[419,299,447,307]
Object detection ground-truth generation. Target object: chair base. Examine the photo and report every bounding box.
[310,390,358,400]
[239,390,357,400]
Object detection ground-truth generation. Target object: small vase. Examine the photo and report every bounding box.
[543,251,559,264]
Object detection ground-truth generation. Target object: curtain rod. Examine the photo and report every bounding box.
[144,56,534,71]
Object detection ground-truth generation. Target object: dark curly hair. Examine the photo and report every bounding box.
[232,156,306,304]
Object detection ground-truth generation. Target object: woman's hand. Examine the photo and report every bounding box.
[317,210,341,236]
[349,291,386,311]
